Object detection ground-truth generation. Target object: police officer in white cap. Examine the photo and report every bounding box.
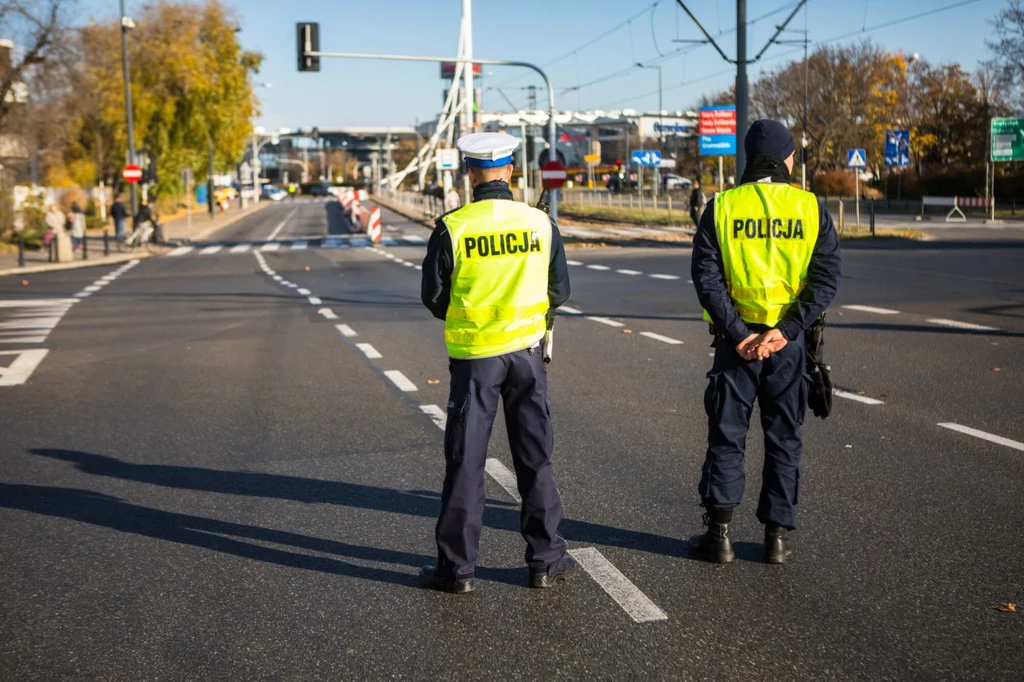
[419,132,574,593]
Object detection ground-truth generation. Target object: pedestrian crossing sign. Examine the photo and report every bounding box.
[847,149,867,169]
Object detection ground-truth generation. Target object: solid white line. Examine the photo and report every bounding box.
[587,316,624,327]
[384,370,417,392]
[0,336,48,344]
[0,299,78,308]
[291,240,308,250]
[297,288,311,296]
[650,274,679,280]
[308,296,322,305]
[267,207,298,240]
[616,269,642,275]
[318,309,338,320]
[832,389,885,405]
[841,304,900,315]
[640,331,684,345]
[566,260,584,266]
[0,349,50,386]
[568,547,668,623]
[586,264,611,271]
[167,246,193,257]
[336,324,357,337]
[199,245,222,255]
[927,318,999,331]
[419,404,447,431]
[559,306,583,315]
[484,458,521,503]
[938,423,1024,452]
[229,243,251,253]
[356,343,382,359]
[260,242,280,252]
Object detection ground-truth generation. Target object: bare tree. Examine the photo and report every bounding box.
[0,0,70,132]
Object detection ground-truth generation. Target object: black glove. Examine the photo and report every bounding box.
[807,361,832,419]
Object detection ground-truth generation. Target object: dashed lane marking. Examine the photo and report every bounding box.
[356,343,382,359]
[167,246,193,257]
[832,389,885,405]
[616,269,642,275]
[586,264,611,271]
[318,309,338,320]
[0,349,50,386]
[308,296,322,305]
[640,331,683,345]
[420,404,448,431]
[291,240,308,250]
[926,318,999,331]
[272,275,283,281]
[267,206,299,241]
[484,459,522,502]
[297,288,311,296]
[260,242,280,252]
[336,324,357,337]
[568,547,668,624]
[587,316,624,327]
[841,305,900,315]
[229,243,251,253]
[559,306,582,315]
[938,423,1024,452]
[384,370,417,392]
[650,274,679,280]
[199,245,222,255]
[566,260,583,266]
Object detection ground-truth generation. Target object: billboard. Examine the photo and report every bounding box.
[699,106,737,156]
[991,117,1024,162]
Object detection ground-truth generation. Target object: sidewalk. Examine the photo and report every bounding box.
[0,246,151,277]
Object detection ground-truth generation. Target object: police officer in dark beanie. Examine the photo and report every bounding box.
[419,132,575,593]
[689,119,841,564]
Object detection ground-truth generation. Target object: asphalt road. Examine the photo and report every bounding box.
[2,197,1022,680]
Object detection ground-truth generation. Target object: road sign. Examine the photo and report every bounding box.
[584,154,600,164]
[884,129,910,167]
[991,117,1024,162]
[698,105,737,156]
[541,160,567,189]
[436,149,459,170]
[630,150,661,167]
[122,164,142,183]
[847,149,867,169]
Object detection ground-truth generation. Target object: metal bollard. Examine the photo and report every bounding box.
[18,232,25,267]
[104,230,110,256]
[837,199,845,233]
[48,238,54,262]
[870,200,875,237]
[82,233,88,260]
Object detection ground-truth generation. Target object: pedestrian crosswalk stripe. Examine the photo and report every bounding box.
[229,243,251,253]
[199,245,222,255]
[163,235,428,258]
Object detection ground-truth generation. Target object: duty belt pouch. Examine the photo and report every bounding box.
[805,313,833,419]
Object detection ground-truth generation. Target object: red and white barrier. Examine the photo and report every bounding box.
[955,196,991,208]
[364,206,381,243]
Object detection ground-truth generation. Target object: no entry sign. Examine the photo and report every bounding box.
[122,164,143,183]
[541,160,567,189]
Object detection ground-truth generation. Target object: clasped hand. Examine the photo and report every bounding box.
[735,329,787,361]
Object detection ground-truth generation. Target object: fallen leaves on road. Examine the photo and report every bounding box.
[844,444,853,449]
[992,367,1001,372]
[993,603,1017,613]
[305,266,311,271]
[21,280,28,285]
[622,329,632,334]
[427,379,440,385]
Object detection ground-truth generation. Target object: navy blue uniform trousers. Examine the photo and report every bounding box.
[436,347,567,578]
[699,331,808,529]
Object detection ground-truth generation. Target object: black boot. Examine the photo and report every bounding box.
[529,554,578,589]
[688,508,735,563]
[764,524,793,564]
[418,565,475,594]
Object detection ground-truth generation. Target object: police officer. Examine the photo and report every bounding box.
[689,120,841,564]
[419,132,575,593]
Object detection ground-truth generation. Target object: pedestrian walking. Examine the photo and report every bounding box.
[44,204,64,245]
[68,202,86,252]
[689,119,842,564]
[443,186,461,212]
[689,179,706,226]
[111,195,127,240]
[419,132,575,594]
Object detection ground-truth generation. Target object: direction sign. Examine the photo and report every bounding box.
[436,149,460,170]
[884,129,910,167]
[847,149,867,169]
[698,105,737,156]
[122,164,142,183]
[541,160,567,189]
[584,154,600,164]
[630,150,661,167]
[991,117,1024,162]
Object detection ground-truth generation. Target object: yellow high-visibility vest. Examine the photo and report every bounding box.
[442,199,551,358]
[707,182,819,327]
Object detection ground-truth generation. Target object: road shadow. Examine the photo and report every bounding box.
[831,321,1024,339]
[30,449,689,560]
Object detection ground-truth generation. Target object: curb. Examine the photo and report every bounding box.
[0,251,152,277]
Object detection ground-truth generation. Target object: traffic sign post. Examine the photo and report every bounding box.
[122,164,142,184]
[884,129,910,200]
[847,149,866,227]
[584,153,599,190]
[541,160,567,190]
[989,117,1024,221]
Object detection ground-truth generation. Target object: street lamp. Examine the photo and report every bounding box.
[636,62,663,199]
[249,82,273,201]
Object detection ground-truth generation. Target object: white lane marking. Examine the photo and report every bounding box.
[384,370,417,392]
[938,423,1024,452]
[841,304,900,315]
[167,246,194,257]
[297,288,311,296]
[336,324,357,337]
[199,245,222,255]
[927,318,999,331]
[686,279,693,284]
[0,299,79,308]
[99,276,116,282]
[414,265,423,270]
[291,240,308,250]
[0,349,50,386]
[280,281,293,287]
[559,306,583,315]
[566,260,584,266]
[384,253,396,259]
[265,270,277,276]
[616,269,642,276]
[587,316,624,327]
[832,389,885,405]
[404,234,426,243]
[402,262,414,268]
[230,243,252,253]
[569,547,668,624]
[484,458,522,503]
[420,404,447,431]
[356,343,382,359]
[650,274,679,280]
[318,308,338,320]
[267,207,299,240]
[308,296,322,305]
[586,264,611,271]
[74,292,91,298]
[260,242,280,252]
[640,331,683,345]
[286,283,299,288]
[82,285,101,292]
[272,275,283,281]
[0,336,48,344]
[0,317,62,330]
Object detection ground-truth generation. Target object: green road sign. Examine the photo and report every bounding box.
[991,117,1024,162]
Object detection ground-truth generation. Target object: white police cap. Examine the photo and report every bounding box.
[456,132,520,168]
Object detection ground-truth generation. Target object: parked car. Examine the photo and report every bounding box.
[310,184,330,197]
[663,174,694,190]
[264,186,287,201]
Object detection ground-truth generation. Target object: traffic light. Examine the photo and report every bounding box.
[296,23,320,72]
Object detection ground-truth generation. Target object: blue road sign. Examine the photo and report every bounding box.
[847,149,867,169]
[884,130,910,167]
[631,150,662,167]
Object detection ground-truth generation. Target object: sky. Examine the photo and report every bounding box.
[80,0,1006,131]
